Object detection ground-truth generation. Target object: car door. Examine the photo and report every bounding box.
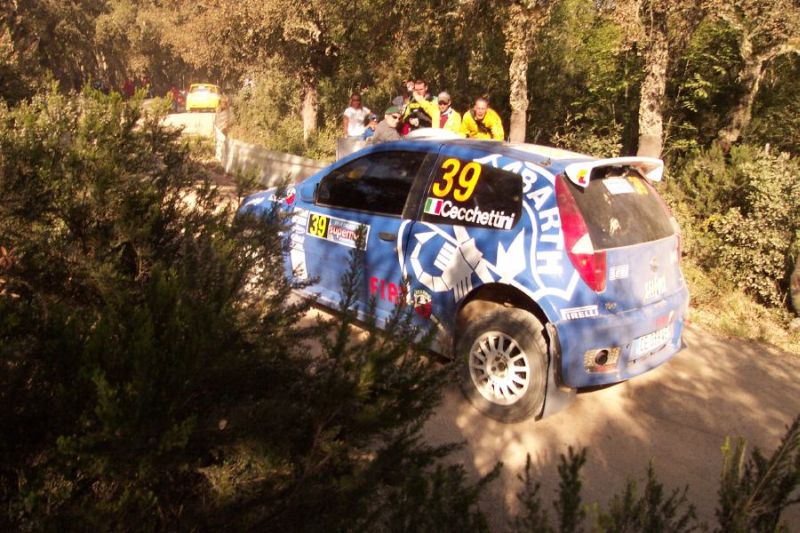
[302,148,436,324]
[398,146,526,337]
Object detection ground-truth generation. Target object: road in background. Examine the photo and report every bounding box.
[162,111,217,137]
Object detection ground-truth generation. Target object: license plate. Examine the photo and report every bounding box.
[632,325,672,356]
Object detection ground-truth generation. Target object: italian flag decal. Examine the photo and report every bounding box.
[424,197,443,215]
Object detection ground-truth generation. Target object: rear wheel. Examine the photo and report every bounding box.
[457,307,547,422]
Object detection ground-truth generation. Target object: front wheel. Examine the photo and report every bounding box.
[457,308,547,422]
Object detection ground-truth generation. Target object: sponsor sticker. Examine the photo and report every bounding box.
[412,289,433,319]
[603,178,635,195]
[306,213,368,249]
[560,305,599,320]
[644,275,667,301]
[609,264,630,281]
[423,197,515,230]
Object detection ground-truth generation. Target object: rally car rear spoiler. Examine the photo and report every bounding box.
[564,157,664,188]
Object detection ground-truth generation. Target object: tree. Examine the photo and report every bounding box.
[611,0,706,157]
[0,0,105,93]
[503,0,556,143]
[712,0,800,150]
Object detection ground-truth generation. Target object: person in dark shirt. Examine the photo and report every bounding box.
[370,106,402,144]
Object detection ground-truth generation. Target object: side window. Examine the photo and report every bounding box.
[421,155,522,230]
[316,151,427,216]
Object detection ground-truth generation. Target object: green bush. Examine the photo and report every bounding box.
[228,61,337,160]
[668,145,800,308]
[0,89,490,530]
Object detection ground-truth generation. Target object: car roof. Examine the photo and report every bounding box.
[354,137,595,176]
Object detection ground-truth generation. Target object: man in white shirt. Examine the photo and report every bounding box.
[342,93,371,138]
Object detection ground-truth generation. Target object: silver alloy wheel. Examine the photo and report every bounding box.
[468,331,531,406]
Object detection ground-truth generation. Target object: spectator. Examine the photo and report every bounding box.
[342,93,371,138]
[169,86,181,112]
[370,106,402,144]
[401,79,440,134]
[437,91,461,134]
[361,113,378,140]
[122,78,135,99]
[460,97,504,140]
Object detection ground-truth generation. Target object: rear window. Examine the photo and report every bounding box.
[191,85,218,93]
[563,169,674,249]
[421,156,521,230]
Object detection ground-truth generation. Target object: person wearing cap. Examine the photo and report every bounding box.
[370,106,402,144]
[437,91,461,134]
[460,97,504,140]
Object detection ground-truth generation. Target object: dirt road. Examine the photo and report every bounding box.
[424,323,800,529]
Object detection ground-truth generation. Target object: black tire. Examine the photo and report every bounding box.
[456,307,548,423]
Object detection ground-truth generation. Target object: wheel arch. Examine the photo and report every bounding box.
[455,283,570,395]
[455,283,552,338]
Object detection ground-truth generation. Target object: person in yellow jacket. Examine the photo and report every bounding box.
[402,79,440,133]
[437,91,462,134]
[460,97,504,140]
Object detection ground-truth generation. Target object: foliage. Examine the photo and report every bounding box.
[526,0,639,151]
[717,416,800,532]
[665,19,743,157]
[229,61,338,159]
[511,415,800,531]
[666,144,800,308]
[0,90,492,530]
[748,54,800,155]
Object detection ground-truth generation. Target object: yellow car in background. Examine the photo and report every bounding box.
[185,83,222,112]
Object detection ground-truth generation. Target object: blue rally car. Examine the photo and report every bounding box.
[240,136,689,422]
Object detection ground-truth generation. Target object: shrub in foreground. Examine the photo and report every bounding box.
[510,415,800,532]
[0,90,490,531]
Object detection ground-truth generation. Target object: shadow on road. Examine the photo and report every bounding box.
[422,324,800,529]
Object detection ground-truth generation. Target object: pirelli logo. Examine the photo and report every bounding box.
[560,305,599,320]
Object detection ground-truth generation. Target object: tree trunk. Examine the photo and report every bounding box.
[503,2,542,142]
[636,21,669,158]
[718,34,763,151]
[301,80,318,143]
[792,252,800,316]
[508,49,528,143]
[506,13,529,144]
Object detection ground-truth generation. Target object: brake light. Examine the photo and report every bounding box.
[556,175,606,292]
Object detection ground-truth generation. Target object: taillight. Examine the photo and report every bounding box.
[555,175,607,292]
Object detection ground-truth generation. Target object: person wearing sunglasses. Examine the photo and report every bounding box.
[437,91,462,135]
[369,106,403,144]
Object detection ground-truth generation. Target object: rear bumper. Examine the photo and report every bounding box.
[554,286,689,388]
